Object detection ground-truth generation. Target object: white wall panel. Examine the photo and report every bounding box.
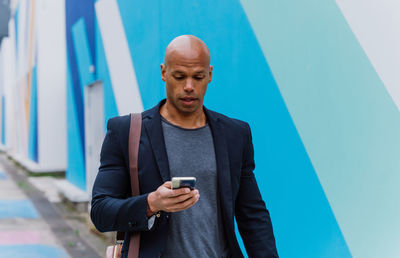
[3,19,17,154]
[36,0,66,169]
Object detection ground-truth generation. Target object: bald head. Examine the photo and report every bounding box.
[160,35,213,120]
[164,35,210,67]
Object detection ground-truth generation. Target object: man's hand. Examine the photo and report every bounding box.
[147,181,200,216]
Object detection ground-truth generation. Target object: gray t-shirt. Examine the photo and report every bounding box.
[161,117,229,258]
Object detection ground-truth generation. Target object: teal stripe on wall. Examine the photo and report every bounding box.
[241,0,400,257]
[71,18,95,91]
[14,6,19,58]
[28,66,38,162]
[66,57,86,191]
[1,96,5,145]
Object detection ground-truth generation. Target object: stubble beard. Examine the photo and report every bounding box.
[169,96,201,117]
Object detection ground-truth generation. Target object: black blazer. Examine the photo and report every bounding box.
[91,100,278,258]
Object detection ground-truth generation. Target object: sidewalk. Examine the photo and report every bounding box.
[0,154,107,258]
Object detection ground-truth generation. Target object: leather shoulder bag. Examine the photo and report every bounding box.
[105,113,142,258]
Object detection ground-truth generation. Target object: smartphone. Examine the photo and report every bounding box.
[171,177,196,190]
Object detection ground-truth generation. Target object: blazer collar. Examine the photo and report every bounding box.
[143,100,171,182]
[204,106,234,221]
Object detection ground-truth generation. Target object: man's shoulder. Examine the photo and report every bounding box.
[206,108,250,133]
[106,103,157,131]
[106,114,131,132]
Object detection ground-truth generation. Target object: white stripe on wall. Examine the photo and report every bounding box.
[336,0,400,112]
[95,0,143,115]
[36,0,67,169]
[4,20,17,154]
[16,0,27,78]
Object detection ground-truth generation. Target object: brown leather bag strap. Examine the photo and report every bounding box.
[128,113,142,258]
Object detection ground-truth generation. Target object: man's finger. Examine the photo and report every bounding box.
[174,192,194,203]
[169,193,200,211]
[170,197,198,212]
[169,187,191,197]
[163,181,172,188]
[161,191,195,208]
[175,189,198,203]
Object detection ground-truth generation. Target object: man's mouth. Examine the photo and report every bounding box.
[180,97,197,105]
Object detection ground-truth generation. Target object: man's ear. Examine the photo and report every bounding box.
[208,65,213,83]
[160,64,166,82]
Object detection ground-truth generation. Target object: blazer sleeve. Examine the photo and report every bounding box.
[235,123,279,257]
[90,117,150,233]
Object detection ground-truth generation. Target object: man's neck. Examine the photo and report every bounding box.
[160,101,206,129]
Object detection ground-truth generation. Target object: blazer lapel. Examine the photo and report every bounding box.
[205,108,234,218]
[143,101,171,182]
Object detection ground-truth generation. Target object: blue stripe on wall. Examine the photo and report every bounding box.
[28,66,38,162]
[116,0,350,256]
[72,18,95,88]
[14,6,19,56]
[1,96,5,145]
[66,57,86,191]
[70,18,98,175]
[66,0,96,74]
[66,1,97,181]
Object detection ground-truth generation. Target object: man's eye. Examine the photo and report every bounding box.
[173,76,184,80]
[194,76,205,80]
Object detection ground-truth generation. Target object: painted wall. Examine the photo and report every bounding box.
[0,0,66,171]
[241,1,400,257]
[1,0,400,257]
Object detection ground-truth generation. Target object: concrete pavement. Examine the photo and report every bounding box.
[0,155,106,258]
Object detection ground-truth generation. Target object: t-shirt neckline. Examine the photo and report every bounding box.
[160,116,208,131]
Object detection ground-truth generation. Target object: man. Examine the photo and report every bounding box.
[91,35,278,258]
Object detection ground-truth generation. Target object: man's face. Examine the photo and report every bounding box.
[161,49,212,115]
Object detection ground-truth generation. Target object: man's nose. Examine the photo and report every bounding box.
[183,79,194,92]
